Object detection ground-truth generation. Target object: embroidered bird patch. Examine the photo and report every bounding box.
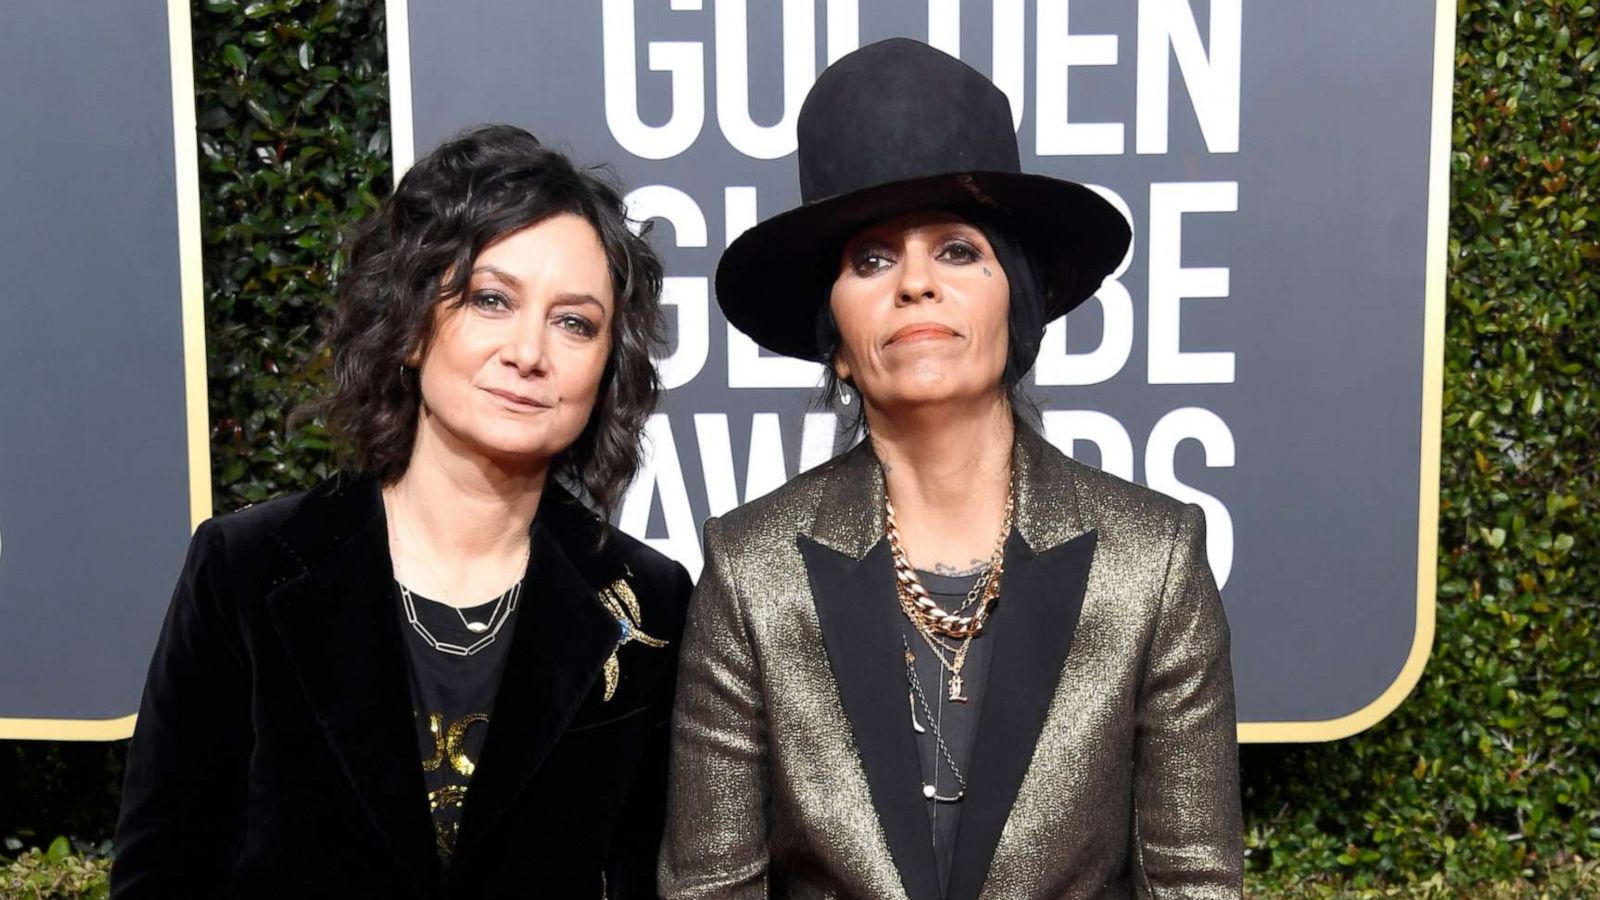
[597,579,668,701]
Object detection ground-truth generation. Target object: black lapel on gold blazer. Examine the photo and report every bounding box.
[800,535,944,900]
[264,476,441,898]
[943,527,1096,900]
[449,504,620,870]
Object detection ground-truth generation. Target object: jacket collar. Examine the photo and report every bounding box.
[800,424,1096,900]
[263,474,622,895]
[806,422,1090,560]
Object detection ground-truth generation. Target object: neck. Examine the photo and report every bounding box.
[383,410,547,603]
[865,392,1015,572]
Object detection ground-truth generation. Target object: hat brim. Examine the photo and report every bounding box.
[715,170,1131,362]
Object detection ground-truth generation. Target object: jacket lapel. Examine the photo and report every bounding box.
[944,426,1096,900]
[801,536,944,900]
[264,476,441,898]
[801,444,942,900]
[944,529,1095,900]
[449,503,620,869]
[803,429,1097,900]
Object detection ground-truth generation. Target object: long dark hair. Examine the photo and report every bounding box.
[310,124,665,521]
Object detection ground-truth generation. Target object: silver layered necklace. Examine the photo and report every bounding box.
[399,579,521,657]
[389,492,529,657]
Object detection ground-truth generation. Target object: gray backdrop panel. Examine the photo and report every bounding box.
[401,0,1437,727]
[0,3,192,721]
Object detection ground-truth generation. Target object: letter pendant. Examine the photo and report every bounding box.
[949,674,968,703]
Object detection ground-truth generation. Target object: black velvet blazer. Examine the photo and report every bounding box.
[112,473,692,899]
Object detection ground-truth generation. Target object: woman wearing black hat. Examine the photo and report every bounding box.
[661,39,1242,900]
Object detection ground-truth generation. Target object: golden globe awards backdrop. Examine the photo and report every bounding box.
[0,1,207,739]
[388,0,1452,741]
[0,2,1450,744]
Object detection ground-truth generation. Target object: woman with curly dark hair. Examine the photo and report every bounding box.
[113,125,691,899]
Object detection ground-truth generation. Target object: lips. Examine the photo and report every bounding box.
[886,322,960,346]
[483,387,552,409]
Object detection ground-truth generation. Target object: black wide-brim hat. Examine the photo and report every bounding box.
[716,38,1131,362]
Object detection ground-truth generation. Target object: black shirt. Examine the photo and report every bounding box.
[396,579,521,860]
[896,569,996,895]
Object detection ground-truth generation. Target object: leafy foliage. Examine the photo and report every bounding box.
[3,1,1597,896]
[0,744,124,866]
[0,838,110,900]
[193,0,391,510]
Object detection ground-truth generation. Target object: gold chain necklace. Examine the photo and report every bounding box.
[884,486,1013,638]
[908,572,1002,701]
[885,477,1014,701]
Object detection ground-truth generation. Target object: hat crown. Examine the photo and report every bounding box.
[796,38,1020,204]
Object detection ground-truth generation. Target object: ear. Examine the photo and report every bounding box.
[833,358,852,384]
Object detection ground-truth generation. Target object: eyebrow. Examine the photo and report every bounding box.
[471,268,609,312]
[471,265,522,288]
[848,223,980,252]
[555,292,608,313]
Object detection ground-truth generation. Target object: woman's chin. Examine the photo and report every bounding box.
[452,428,566,471]
[868,378,996,411]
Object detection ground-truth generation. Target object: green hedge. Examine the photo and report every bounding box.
[4,0,1597,894]
[195,0,389,507]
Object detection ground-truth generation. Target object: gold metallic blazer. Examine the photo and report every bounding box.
[661,426,1242,900]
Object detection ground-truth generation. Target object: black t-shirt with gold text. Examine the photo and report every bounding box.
[395,580,520,860]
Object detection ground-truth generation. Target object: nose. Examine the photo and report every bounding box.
[502,310,548,376]
[896,251,939,306]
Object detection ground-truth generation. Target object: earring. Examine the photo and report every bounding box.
[838,381,853,406]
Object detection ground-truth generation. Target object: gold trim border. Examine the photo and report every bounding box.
[387,0,417,177]
[1238,0,1454,743]
[0,0,213,741]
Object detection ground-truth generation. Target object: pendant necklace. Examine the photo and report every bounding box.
[390,491,530,646]
[904,638,967,803]
[455,601,498,634]
[400,580,520,657]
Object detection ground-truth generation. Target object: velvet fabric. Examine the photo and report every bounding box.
[112,473,692,899]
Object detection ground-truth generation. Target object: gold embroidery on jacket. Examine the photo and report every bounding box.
[598,579,668,702]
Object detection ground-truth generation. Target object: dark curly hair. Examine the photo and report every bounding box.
[311,124,665,521]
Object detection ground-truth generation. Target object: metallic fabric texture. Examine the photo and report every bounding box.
[661,425,1242,899]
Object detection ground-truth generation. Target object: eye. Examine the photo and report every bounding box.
[469,290,511,313]
[554,312,599,339]
[937,238,982,264]
[850,246,895,277]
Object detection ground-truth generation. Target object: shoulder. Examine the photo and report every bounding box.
[595,526,694,641]
[708,449,855,545]
[608,525,693,598]
[1022,429,1198,548]
[198,488,307,547]
[188,473,378,585]
[538,487,694,626]
[1068,455,1192,529]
